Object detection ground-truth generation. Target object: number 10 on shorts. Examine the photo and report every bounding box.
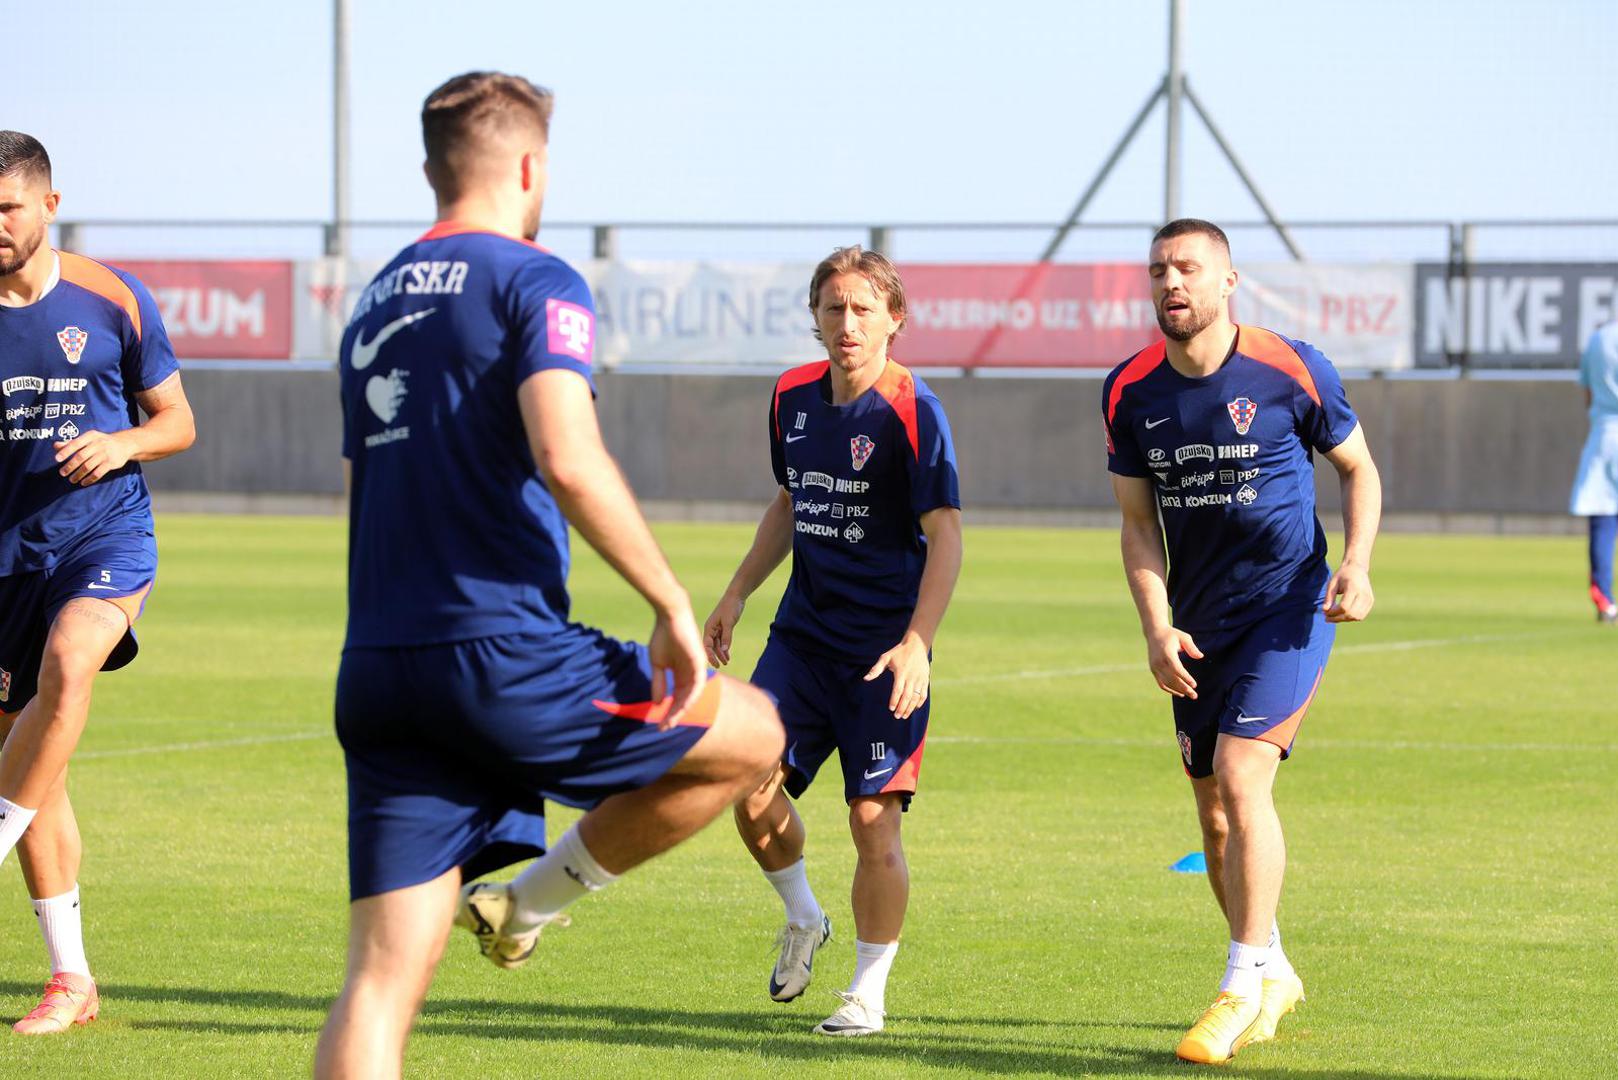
[870,742,885,760]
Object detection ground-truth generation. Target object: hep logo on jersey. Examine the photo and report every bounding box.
[850,434,876,471]
[56,326,89,365]
[1227,397,1257,435]
[546,299,594,364]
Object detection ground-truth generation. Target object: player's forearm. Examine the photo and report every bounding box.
[551,455,690,618]
[123,402,196,462]
[905,514,963,650]
[1337,457,1382,570]
[1120,522,1174,635]
[723,491,794,603]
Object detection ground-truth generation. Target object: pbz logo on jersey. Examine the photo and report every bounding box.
[56,326,89,365]
[850,434,876,472]
[546,299,594,364]
[1227,397,1257,436]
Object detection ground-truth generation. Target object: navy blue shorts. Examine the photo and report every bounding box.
[336,628,717,901]
[0,524,156,712]
[1172,604,1335,779]
[752,635,927,810]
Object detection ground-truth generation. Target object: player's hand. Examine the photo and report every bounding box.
[1146,625,1202,699]
[702,593,745,667]
[648,603,709,731]
[865,631,930,720]
[1324,560,1374,623]
[53,430,135,486]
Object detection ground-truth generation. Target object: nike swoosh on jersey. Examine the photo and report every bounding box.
[862,766,894,780]
[351,308,437,371]
[1144,417,1171,429]
[785,434,809,443]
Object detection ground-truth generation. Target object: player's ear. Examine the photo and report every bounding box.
[41,190,60,223]
[1223,267,1239,300]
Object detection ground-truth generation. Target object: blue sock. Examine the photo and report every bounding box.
[1590,515,1617,611]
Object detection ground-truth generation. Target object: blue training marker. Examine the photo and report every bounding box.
[1170,851,1207,873]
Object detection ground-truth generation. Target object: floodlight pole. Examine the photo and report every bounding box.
[1164,0,1184,222]
[1040,0,1303,263]
[330,0,352,261]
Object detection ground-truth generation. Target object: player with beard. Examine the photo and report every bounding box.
[0,130,196,1033]
[1101,219,1382,1065]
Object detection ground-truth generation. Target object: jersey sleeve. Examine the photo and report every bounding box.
[1293,341,1359,453]
[1102,371,1149,477]
[508,258,598,392]
[910,393,961,515]
[768,382,788,489]
[1581,329,1602,390]
[339,324,357,460]
[113,269,180,393]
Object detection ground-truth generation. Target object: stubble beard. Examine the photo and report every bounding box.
[0,225,43,278]
[1156,296,1218,342]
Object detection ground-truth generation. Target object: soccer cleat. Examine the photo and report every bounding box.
[769,913,832,1002]
[1175,990,1263,1064]
[1248,971,1306,1043]
[454,881,569,970]
[813,989,884,1036]
[13,972,99,1035]
[1598,607,1618,625]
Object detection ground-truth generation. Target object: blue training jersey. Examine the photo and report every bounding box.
[0,252,178,574]
[768,360,960,662]
[1581,321,1618,423]
[339,222,597,648]
[1102,325,1359,633]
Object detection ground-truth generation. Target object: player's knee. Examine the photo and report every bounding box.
[722,680,785,774]
[37,639,98,706]
[848,797,902,859]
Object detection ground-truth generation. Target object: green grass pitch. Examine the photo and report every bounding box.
[0,516,1612,1077]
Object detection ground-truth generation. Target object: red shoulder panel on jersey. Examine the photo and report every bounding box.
[1237,325,1321,406]
[417,220,546,252]
[1104,340,1167,427]
[58,252,142,340]
[772,361,830,439]
[872,360,920,459]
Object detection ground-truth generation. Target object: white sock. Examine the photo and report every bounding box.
[33,886,90,977]
[0,795,38,867]
[848,939,899,1013]
[508,823,618,933]
[762,858,822,930]
[1219,939,1269,999]
[1267,921,1296,979]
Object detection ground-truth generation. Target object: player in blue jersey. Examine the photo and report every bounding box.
[313,74,783,1078]
[1104,220,1382,1064]
[1571,319,1618,623]
[703,247,963,1037]
[0,131,196,1034]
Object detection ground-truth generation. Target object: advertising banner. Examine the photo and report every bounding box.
[1413,262,1618,367]
[114,260,293,360]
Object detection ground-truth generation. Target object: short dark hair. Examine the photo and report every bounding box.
[1152,217,1230,257]
[422,72,553,199]
[808,246,909,343]
[0,131,51,186]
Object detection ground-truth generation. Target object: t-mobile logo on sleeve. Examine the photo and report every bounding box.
[546,299,594,364]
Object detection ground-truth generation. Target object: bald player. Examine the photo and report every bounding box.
[0,130,196,1034]
[313,74,783,1079]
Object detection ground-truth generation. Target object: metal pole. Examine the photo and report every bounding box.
[1182,79,1305,262]
[1039,78,1166,262]
[331,0,351,261]
[1165,0,1184,222]
[868,225,890,255]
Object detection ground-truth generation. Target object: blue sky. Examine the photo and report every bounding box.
[13,0,1616,261]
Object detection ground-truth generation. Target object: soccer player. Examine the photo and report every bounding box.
[1570,318,1618,623]
[1103,219,1382,1065]
[703,247,963,1037]
[312,73,784,1079]
[0,131,196,1034]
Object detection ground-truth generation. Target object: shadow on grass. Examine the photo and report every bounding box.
[0,981,1490,1079]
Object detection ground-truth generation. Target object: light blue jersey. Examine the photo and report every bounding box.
[1582,322,1618,422]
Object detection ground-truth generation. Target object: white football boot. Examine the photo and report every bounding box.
[769,913,831,1002]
